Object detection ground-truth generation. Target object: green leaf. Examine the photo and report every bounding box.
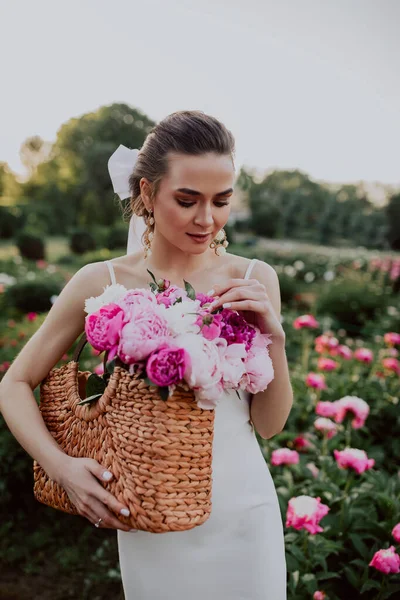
[360,580,381,594]
[85,373,106,398]
[147,269,157,284]
[158,386,170,402]
[77,393,103,406]
[183,279,196,300]
[144,377,157,387]
[149,282,158,293]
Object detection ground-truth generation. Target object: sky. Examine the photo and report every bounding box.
[1,0,399,186]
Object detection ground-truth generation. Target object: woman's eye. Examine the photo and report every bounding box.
[177,200,229,208]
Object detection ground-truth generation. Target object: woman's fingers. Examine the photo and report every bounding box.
[84,495,132,531]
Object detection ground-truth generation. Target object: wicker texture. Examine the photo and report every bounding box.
[33,342,215,533]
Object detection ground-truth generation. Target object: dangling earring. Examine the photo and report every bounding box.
[143,210,155,258]
[210,228,229,256]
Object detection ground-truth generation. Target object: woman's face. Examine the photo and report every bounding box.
[142,152,234,255]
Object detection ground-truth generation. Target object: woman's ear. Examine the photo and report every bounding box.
[139,177,153,212]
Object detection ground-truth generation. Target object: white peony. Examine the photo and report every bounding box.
[159,299,201,336]
[84,283,128,315]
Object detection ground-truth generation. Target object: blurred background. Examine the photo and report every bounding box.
[1,1,399,599]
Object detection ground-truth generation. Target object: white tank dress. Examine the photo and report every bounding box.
[105,258,287,600]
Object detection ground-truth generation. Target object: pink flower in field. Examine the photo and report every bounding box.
[317,357,338,371]
[315,334,339,354]
[392,523,400,543]
[316,400,338,418]
[369,546,400,574]
[314,417,338,438]
[306,372,327,390]
[334,448,375,474]
[306,462,320,478]
[336,344,353,360]
[293,314,319,330]
[313,592,326,600]
[354,348,374,364]
[146,344,191,387]
[285,495,330,534]
[118,304,170,364]
[26,312,38,322]
[85,303,127,360]
[382,357,400,375]
[384,332,400,347]
[387,348,399,357]
[94,362,104,375]
[334,395,370,429]
[292,434,313,452]
[271,448,300,466]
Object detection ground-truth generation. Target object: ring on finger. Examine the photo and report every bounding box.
[94,517,103,528]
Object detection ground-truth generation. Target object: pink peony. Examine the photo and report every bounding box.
[174,332,222,409]
[219,308,256,351]
[306,462,320,478]
[334,448,375,474]
[313,592,326,600]
[293,314,319,330]
[85,303,127,359]
[306,372,327,390]
[27,312,38,322]
[354,348,374,364]
[292,435,313,452]
[392,523,400,543]
[271,448,300,466]
[118,304,170,364]
[317,357,338,371]
[217,340,247,388]
[314,417,338,438]
[315,334,339,354]
[119,288,156,310]
[316,400,338,418]
[196,292,215,307]
[285,495,330,534]
[196,311,223,341]
[336,345,353,360]
[242,331,274,394]
[94,362,104,375]
[382,357,400,375]
[156,285,188,307]
[334,396,370,429]
[384,332,400,347]
[146,344,191,387]
[369,546,400,574]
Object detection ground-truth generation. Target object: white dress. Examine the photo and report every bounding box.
[105,258,287,600]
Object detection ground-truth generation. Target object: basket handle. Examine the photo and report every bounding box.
[73,332,108,374]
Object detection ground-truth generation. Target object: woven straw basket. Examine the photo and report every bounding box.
[33,332,215,533]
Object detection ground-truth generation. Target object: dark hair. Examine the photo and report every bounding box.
[125,110,236,229]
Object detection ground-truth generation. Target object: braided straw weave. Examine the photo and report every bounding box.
[33,333,215,533]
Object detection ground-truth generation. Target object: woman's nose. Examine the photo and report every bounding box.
[194,205,214,227]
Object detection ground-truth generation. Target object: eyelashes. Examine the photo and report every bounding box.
[177,200,230,209]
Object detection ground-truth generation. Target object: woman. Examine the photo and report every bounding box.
[0,110,293,599]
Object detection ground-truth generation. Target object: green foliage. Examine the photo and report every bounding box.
[3,276,62,313]
[69,228,97,254]
[316,278,388,335]
[386,193,400,251]
[15,230,46,260]
[0,206,24,239]
[105,223,129,250]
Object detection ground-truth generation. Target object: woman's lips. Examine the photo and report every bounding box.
[186,233,211,243]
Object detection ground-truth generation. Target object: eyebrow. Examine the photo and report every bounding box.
[175,187,233,197]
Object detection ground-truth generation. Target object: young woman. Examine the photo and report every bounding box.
[0,110,293,599]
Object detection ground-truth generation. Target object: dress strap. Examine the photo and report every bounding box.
[105,260,117,286]
[244,258,258,280]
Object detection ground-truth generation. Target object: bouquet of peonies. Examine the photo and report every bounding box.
[83,270,274,409]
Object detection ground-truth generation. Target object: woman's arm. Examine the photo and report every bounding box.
[248,262,293,439]
[0,262,109,483]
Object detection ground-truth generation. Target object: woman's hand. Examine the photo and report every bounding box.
[207,274,285,340]
[58,456,136,532]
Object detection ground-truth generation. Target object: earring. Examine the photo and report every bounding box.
[210,228,229,256]
[143,210,154,258]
